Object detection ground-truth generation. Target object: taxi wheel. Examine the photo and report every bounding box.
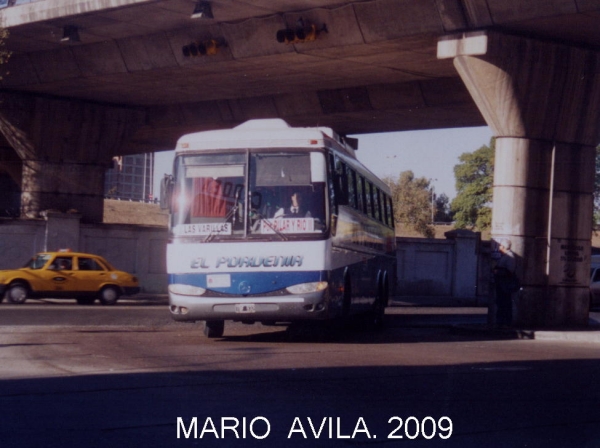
[99,286,120,306]
[204,320,225,338]
[7,283,28,304]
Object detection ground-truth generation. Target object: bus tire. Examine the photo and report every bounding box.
[342,277,352,318]
[370,296,385,331]
[369,278,387,331]
[204,320,225,338]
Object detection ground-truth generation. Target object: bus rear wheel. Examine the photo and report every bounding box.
[369,296,385,331]
[342,277,352,318]
[368,279,388,331]
[204,320,225,338]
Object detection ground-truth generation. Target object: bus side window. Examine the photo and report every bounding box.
[380,192,387,225]
[329,154,350,211]
[357,175,365,214]
[372,184,378,219]
[328,153,338,214]
[334,156,348,206]
[365,181,373,218]
[386,196,395,228]
[378,190,384,223]
[347,168,357,210]
[382,194,390,226]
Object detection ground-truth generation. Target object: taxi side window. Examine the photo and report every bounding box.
[78,257,105,271]
[593,268,600,283]
[52,257,73,270]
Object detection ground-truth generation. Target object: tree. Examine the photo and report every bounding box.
[434,192,453,223]
[451,139,495,230]
[386,171,435,238]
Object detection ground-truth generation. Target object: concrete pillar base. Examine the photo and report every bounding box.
[516,287,590,328]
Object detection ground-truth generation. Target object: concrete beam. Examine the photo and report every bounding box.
[0,0,155,28]
[1,0,600,142]
[133,77,481,151]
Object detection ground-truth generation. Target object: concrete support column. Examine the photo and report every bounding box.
[0,93,144,222]
[21,160,107,222]
[493,138,595,326]
[438,31,600,327]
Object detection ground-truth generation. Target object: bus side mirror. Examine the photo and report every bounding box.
[160,174,174,210]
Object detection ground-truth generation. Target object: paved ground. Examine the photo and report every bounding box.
[1,298,600,448]
[4,293,600,342]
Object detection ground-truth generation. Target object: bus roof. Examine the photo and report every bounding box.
[175,119,358,158]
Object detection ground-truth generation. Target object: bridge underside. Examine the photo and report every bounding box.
[0,0,598,149]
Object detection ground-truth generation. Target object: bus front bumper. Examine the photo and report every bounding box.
[168,291,332,322]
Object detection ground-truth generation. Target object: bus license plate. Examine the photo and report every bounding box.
[235,304,255,313]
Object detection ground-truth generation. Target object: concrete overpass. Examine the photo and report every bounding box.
[1,0,600,328]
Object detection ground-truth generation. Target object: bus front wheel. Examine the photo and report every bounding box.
[204,320,225,338]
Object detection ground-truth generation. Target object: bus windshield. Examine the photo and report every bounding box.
[170,151,327,239]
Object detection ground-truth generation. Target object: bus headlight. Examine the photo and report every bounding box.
[286,281,328,294]
[168,284,206,296]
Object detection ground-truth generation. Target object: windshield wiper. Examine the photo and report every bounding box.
[204,192,242,243]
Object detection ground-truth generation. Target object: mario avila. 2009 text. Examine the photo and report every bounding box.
[176,416,454,440]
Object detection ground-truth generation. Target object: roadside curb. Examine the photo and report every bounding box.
[451,323,600,343]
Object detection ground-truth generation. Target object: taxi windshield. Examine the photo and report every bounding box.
[24,254,52,269]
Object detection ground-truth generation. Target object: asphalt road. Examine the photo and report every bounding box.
[1,301,599,448]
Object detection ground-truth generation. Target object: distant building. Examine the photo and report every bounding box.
[105,153,154,202]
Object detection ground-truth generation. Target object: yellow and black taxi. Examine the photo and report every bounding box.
[0,250,140,305]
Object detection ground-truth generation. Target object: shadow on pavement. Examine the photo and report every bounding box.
[1,358,599,448]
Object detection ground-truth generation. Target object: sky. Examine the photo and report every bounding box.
[352,126,493,199]
[152,126,493,201]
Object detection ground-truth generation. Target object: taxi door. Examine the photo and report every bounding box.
[37,255,79,293]
[74,256,110,292]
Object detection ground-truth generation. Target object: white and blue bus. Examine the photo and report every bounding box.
[162,119,396,337]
